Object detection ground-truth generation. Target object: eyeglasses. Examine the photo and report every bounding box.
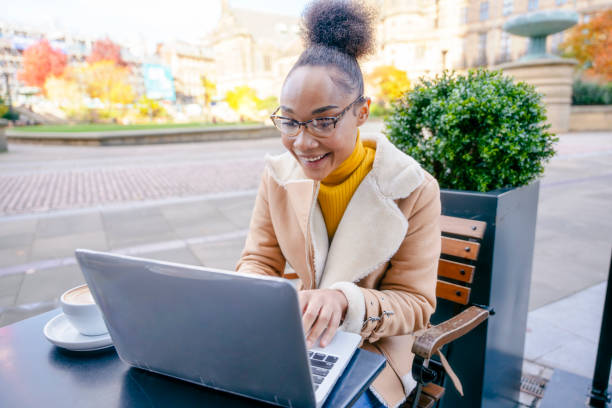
[270,95,365,138]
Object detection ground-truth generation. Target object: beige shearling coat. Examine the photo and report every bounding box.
[236,133,441,408]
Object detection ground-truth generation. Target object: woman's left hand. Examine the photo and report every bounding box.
[298,289,348,348]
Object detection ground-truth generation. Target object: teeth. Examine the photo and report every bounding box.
[303,154,326,162]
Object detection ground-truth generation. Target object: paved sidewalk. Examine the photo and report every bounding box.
[0,191,257,326]
[525,281,610,385]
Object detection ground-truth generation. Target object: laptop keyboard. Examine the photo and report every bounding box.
[308,351,339,391]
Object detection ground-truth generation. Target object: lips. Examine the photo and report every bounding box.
[299,152,330,166]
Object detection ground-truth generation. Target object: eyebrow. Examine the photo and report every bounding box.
[311,105,339,114]
[279,105,339,115]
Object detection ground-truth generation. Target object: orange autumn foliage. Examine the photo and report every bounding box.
[18,39,67,89]
[75,61,135,106]
[88,38,127,67]
[562,9,612,81]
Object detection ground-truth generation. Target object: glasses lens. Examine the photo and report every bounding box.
[273,118,299,135]
[310,118,335,136]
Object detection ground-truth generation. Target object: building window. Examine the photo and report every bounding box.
[503,0,513,16]
[500,31,511,61]
[264,55,271,72]
[528,0,538,11]
[555,0,567,4]
[462,7,469,24]
[480,2,489,21]
[478,32,488,65]
[416,45,425,59]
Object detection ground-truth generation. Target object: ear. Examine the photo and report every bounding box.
[356,97,371,126]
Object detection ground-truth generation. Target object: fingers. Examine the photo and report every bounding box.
[302,297,322,342]
[297,290,309,313]
[299,289,345,349]
[319,311,342,348]
[306,308,333,349]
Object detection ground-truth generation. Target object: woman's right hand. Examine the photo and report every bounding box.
[298,288,348,348]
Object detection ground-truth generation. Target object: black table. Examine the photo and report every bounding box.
[0,309,385,408]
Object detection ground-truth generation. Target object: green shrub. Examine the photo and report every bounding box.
[369,102,391,119]
[0,97,9,119]
[386,69,557,192]
[2,110,19,121]
[572,80,612,105]
[0,98,19,121]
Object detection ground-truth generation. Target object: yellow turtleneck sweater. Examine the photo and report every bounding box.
[318,133,376,240]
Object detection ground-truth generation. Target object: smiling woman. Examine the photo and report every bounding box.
[236,1,442,407]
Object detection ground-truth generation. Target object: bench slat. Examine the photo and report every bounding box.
[441,215,487,240]
[436,280,471,305]
[422,383,445,401]
[438,259,475,283]
[441,237,480,260]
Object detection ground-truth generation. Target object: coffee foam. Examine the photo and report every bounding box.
[64,285,95,305]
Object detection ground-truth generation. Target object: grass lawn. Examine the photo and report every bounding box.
[15,121,260,133]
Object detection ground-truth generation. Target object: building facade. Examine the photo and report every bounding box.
[158,41,214,104]
[375,0,612,81]
[204,0,302,99]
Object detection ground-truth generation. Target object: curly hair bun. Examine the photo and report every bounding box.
[302,0,376,59]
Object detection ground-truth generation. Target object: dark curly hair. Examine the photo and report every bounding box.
[287,0,376,96]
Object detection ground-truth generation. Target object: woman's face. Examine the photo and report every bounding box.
[279,66,370,181]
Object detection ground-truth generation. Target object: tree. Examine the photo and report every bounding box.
[256,96,278,112]
[561,10,612,81]
[88,38,127,67]
[18,39,67,89]
[200,76,217,107]
[44,74,85,108]
[366,65,411,106]
[134,96,167,119]
[0,97,8,118]
[200,75,217,119]
[225,85,260,119]
[76,61,135,106]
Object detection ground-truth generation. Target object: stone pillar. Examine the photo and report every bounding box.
[498,58,577,134]
[0,119,8,153]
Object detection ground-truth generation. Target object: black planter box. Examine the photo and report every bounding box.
[435,181,540,408]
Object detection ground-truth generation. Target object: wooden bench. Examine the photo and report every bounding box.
[404,215,492,408]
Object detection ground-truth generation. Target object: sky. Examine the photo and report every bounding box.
[0,0,309,43]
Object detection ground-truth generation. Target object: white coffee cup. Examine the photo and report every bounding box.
[60,284,108,336]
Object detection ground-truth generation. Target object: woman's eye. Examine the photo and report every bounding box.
[281,120,298,127]
[314,119,333,129]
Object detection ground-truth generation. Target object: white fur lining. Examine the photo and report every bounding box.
[368,384,408,408]
[329,281,366,334]
[400,374,418,397]
[264,152,304,186]
[311,200,328,287]
[318,174,410,287]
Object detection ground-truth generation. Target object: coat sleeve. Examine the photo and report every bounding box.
[351,176,441,342]
[235,169,286,277]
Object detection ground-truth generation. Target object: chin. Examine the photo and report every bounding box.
[303,168,329,181]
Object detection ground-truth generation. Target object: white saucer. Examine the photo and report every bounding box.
[43,313,113,351]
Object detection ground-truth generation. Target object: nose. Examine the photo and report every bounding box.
[293,125,319,150]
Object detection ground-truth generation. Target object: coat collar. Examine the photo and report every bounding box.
[264,133,425,287]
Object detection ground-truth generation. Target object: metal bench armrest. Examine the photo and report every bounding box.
[412,306,490,360]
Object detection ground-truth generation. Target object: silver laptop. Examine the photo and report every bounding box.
[75,249,361,408]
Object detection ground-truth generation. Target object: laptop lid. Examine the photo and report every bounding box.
[75,249,316,408]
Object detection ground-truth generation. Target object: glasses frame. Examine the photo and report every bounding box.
[270,95,365,138]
